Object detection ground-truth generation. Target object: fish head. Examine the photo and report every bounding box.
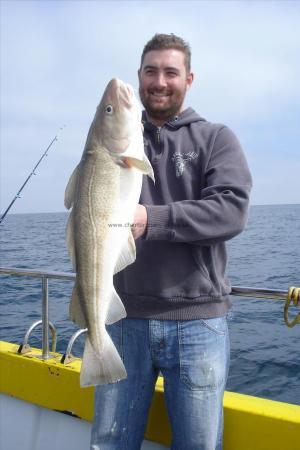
[92,78,142,155]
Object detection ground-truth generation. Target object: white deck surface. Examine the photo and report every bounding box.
[0,393,168,450]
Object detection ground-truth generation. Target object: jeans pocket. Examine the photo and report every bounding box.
[200,317,227,336]
[178,318,229,391]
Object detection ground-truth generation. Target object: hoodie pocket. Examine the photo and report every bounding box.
[191,246,213,295]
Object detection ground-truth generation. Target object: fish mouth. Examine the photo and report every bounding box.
[118,83,135,109]
[108,78,134,109]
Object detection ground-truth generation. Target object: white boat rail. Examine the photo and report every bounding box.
[0,266,299,360]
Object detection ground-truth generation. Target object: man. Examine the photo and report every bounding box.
[91,33,252,450]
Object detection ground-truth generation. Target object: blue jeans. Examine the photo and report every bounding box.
[90,317,230,450]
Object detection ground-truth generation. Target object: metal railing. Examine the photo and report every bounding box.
[0,267,74,359]
[0,266,299,361]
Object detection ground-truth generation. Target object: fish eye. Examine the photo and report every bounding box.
[105,105,114,114]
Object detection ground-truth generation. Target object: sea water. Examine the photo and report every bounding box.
[0,204,299,404]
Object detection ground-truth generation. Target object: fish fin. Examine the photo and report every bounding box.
[124,154,155,183]
[105,287,127,325]
[64,164,80,209]
[80,334,127,387]
[114,232,136,274]
[66,210,76,270]
[69,282,87,328]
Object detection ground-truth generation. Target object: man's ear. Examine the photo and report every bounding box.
[186,72,194,90]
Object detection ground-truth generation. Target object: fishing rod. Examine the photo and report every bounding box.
[0,126,65,225]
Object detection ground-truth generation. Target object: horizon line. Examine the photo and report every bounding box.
[1,202,300,217]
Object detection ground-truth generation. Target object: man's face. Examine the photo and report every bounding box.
[138,49,194,125]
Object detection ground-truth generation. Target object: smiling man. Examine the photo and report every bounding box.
[138,47,193,125]
[91,33,252,450]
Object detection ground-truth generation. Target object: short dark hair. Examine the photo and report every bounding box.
[140,33,191,73]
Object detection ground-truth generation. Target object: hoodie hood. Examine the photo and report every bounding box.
[142,107,206,130]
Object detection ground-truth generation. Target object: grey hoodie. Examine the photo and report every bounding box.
[114,107,252,319]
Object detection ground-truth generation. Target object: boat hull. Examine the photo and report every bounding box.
[0,340,299,450]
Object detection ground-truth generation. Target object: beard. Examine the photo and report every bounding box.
[139,87,186,122]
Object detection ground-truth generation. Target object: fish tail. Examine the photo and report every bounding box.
[80,333,127,387]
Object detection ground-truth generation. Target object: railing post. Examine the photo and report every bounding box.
[41,275,50,359]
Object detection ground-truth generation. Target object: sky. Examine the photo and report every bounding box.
[0,0,299,215]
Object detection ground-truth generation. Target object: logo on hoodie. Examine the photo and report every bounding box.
[172,151,198,177]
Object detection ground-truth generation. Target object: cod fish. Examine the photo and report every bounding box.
[64,78,154,387]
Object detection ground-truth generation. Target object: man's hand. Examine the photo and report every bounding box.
[131,204,148,240]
